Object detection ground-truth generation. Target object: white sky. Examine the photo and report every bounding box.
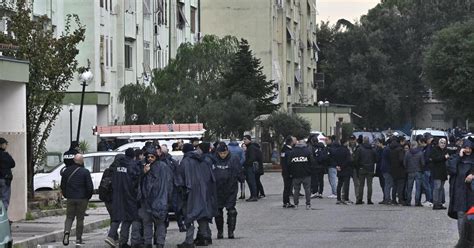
[317,0,381,24]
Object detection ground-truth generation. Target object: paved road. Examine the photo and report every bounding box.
[40,172,459,248]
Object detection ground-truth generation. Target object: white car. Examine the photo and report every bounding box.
[410,129,449,143]
[116,140,189,152]
[34,151,122,192]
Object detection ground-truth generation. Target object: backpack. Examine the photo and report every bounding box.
[98,167,113,202]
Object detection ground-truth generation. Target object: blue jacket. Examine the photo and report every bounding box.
[111,155,139,221]
[213,153,243,209]
[380,146,391,174]
[228,142,245,166]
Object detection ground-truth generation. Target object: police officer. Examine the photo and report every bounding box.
[213,142,243,239]
[0,137,15,211]
[137,149,174,248]
[281,136,296,208]
[287,135,314,210]
[63,141,80,167]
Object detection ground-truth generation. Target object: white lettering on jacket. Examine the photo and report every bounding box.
[291,156,309,163]
[63,154,75,159]
[117,167,127,173]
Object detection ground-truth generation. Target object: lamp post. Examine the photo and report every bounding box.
[68,103,74,144]
[76,69,93,142]
[317,101,323,132]
[324,100,330,135]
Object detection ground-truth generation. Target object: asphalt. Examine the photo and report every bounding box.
[35,172,459,248]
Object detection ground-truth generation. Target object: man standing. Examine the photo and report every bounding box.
[228,138,246,200]
[389,137,406,205]
[106,150,141,248]
[61,154,93,246]
[403,142,425,206]
[137,149,174,248]
[177,144,217,248]
[213,143,243,239]
[422,133,435,205]
[348,135,360,203]
[326,136,338,198]
[281,136,296,208]
[334,139,353,205]
[287,135,313,210]
[242,135,259,202]
[0,138,15,211]
[354,137,377,205]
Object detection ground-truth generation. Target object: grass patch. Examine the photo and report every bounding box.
[88,203,98,209]
[25,211,35,221]
[99,219,111,229]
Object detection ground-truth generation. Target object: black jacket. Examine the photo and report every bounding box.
[389,142,406,179]
[280,145,293,177]
[111,155,140,221]
[330,143,352,177]
[354,143,377,173]
[63,148,79,167]
[447,154,474,219]
[0,149,15,181]
[213,153,243,209]
[287,143,313,179]
[60,164,93,200]
[244,143,263,175]
[430,146,448,181]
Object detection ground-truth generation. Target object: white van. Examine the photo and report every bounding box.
[410,129,449,143]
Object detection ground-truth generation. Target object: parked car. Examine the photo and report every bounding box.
[0,201,12,248]
[381,129,411,142]
[116,140,189,152]
[352,131,376,144]
[34,151,122,192]
[410,129,449,143]
[310,131,327,145]
[371,132,386,142]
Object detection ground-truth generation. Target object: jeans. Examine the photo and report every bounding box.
[292,177,311,206]
[256,174,265,196]
[422,171,433,202]
[337,176,350,201]
[433,179,445,206]
[245,166,258,198]
[327,167,337,195]
[357,170,374,202]
[282,175,293,204]
[352,168,360,201]
[405,172,419,204]
[0,179,11,210]
[64,199,89,241]
[383,173,393,202]
[458,212,466,238]
[131,220,144,246]
[311,168,325,194]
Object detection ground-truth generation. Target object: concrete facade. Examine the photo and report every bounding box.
[201,0,319,111]
[0,57,29,221]
[29,0,200,154]
[415,99,454,130]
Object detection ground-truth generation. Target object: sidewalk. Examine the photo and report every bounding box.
[12,206,109,248]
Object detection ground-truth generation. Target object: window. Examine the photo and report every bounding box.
[100,35,105,85]
[100,0,104,8]
[190,7,196,33]
[110,0,112,11]
[156,0,164,25]
[110,37,113,67]
[105,0,108,10]
[84,157,94,172]
[288,86,292,95]
[99,156,115,172]
[177,1,186,29]
[125,44,132,69]
[144,42,150,68]
[105,37,109,67]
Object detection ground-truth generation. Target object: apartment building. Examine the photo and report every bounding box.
[27,0,200,153]
[201,0,319,111]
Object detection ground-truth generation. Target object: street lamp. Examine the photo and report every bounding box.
[324,100,330,135]
[76,69,93,142]
[317,101,324,132]
[68,103,74,144]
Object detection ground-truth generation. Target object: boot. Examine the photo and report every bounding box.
[215,215,224,239]
[227,208,238,239]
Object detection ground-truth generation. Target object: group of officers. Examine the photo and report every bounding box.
[61,138,246,248]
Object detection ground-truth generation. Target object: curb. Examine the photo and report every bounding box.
[13,218,110,248]
[29,208,66,219]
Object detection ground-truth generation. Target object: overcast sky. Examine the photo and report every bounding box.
[317,0,380,24]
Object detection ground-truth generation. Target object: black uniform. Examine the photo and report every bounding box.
[287,143,313,207]
[280,144,294,206]
[63,148,79,167]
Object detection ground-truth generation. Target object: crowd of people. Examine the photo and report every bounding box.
[280,132,474,246]
[60,135,264,248]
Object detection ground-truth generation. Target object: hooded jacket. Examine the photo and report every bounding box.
[287,143,313,179]
[447,152,474,219]
[330,142,352,177]
[404,147,425,173]
[111,154,140,221]
[176,151,217,224]
[213,153,243,209]
[354,143,377,173]
[389,141,406,179]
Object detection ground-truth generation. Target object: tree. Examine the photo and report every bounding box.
[118,83,154,124]
[263,112,311,148]
[220,39,279,116]
[0,0,85,196]
[423,19,474,119]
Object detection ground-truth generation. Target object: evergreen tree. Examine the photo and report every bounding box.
[221,39,279,116]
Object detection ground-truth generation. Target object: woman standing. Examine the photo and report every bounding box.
[430,138,449,210]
